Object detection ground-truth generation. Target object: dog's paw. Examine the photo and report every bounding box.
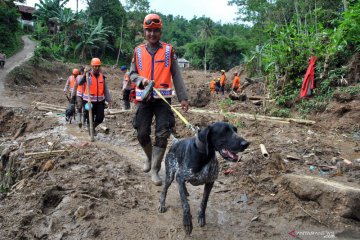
[183,214,193,235]
[158,204,167,213]
[198,212,206,227]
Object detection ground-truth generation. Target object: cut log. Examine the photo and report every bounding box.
[98,124,109,134]
[32,101,66,112]
[107,109,131,115]
[24,150,67,157]
[187,108,315,125]
[248,96,269,100]
[260,144,270,158]
[35,105,66,112]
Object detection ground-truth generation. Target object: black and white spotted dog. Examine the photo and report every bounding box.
[158,122,250,235]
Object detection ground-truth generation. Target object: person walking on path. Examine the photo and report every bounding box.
[0,52,6,69]
[129,13,189,186]
[121,65,131,110]
[220,69,226,95]
[72,58,112,134]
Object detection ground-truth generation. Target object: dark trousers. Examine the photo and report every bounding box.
[76,96,83,113]
[221,85,225,94]
[133,99,175,148]
[123,89,131,110]
[83,101,105,128]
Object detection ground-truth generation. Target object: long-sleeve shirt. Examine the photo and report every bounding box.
[129,42,188,102]
[122,71,131,91]
[63,75,74,92]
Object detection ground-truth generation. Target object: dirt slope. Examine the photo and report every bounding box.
[1,55,360,239]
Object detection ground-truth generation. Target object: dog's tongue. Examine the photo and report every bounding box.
[221,149,238,160]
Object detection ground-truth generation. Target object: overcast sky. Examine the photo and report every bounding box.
[25,0,239,24]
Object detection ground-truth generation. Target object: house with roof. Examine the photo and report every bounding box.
[16,5,36,29]
[177,58,190,68]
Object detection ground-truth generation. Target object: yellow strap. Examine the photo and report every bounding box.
[152,88,193,129]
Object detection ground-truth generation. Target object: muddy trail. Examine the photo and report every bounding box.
[1,51,360,239]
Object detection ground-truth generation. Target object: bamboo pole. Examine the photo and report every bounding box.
[188,108,315,125]
[260,144,269,158]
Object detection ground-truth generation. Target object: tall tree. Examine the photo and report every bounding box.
[198,17,214,73]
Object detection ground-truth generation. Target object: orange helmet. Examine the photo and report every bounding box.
[90,58,101,66]
[72,69,79,75]
[143,13,162,29]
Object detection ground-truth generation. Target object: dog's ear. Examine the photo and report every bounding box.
[233,125,238,133]
[198,126,210,155]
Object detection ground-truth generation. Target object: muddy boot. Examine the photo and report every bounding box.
[141,143,152,173]
[124,100,130,110]
[150,146,166,186]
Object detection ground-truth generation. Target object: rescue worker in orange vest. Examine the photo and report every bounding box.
[64,68,79,99]
[210,78,216,95]
[64,69,83,125]
[231,72,240,92]
[72,58,112,134]
[121,65,131,110]
[129,13,189,186]
[76,67,86,127]
[220,69,226,95]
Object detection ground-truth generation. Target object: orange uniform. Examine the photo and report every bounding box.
[220,74,226,86]
[232,75,240,92]
[134,43,173,101]
[83,73,105,102]
[210,79,216,94]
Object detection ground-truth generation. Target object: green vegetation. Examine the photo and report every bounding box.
[0,1,23,56]
[0,0,359,117]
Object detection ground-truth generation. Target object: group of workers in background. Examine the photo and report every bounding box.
[63,13,189,187]
[210,70,241,95]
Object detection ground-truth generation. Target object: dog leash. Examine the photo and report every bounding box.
[152,87,198,133]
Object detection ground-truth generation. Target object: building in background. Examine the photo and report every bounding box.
[177,58,190,68]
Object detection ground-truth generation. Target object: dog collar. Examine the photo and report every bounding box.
[195,136,206,153]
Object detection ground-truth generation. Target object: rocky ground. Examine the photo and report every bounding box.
[1,50,360,239]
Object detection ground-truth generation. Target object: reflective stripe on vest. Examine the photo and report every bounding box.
[76,75,84,97]
[83,73,105,102]
[69,75,76,92]
[135,43,172,101]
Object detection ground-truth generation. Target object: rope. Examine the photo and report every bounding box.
[152,87,198,133]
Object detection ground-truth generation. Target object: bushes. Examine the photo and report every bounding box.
[0,5,22,56]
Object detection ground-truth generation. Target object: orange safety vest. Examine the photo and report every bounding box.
[83,72,105,102]
[210,80,216,90]
[135,42,172,101]
[75,75,85,97]
[220,74,226,86]
[68,75,76,92]
[232,76,240,89]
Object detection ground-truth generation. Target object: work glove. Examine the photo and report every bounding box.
[141,80,155,102]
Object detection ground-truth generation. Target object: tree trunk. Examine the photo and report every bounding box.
[116,20,124,66]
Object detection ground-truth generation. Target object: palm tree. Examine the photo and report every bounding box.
[74,17,114,61]
[198,17,214,73]
[34,0,69,34]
